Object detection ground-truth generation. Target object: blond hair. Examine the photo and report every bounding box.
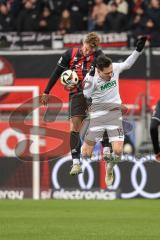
[84,32,100,48]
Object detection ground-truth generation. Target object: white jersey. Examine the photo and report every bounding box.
[83,50,141,104]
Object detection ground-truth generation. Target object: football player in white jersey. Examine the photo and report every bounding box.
[81,36,147,186]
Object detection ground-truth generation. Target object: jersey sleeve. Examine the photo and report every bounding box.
[83,73,95,99]
[57,49,72,69]
[44,49,72,94]
[117,50,141,73]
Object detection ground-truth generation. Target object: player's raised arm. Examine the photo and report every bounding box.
[118,36,147,73]
[41,49,71,105]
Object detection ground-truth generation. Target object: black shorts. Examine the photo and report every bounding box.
[69,92,87,118]
[152,100,160,122]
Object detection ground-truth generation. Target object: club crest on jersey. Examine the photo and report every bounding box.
[100,80,116,91]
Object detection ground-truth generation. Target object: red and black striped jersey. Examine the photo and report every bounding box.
[44,47,103,94]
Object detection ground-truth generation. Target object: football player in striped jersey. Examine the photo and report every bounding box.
[41,32,107,175]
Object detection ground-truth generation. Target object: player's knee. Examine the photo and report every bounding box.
[70,117,84,132]
[81,149,88,158]
[113,146,123,156]
[81,146,92,158]
[81,145,86,156]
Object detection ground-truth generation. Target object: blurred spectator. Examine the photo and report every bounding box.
[0,3,15,31]
[79,0,95,30]
[16,0,40,32]
[57,9,71,34]
[65,0,86,30]
[47,0,65,14]
[57,9,80,35]
[88,0,109,31]
[132,0,147,15]
[146,0,160,29]
[0,0,159,48]
[115,0,128,15]
[141,0,160,46]
[104,1,127,32]
[37,5,58,31]
[8,0,23,16]
[127,0,147,36]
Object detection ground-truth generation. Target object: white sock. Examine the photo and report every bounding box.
[107,162,114,172]
[73,158,80,165]
[103,147,111,155]
[107,153,121,172]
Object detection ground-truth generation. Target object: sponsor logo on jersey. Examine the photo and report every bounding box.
[100,80,116,91]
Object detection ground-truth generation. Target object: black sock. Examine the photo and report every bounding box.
[101,131,112,150]
[70,131,81,160]
[150,119,160,154]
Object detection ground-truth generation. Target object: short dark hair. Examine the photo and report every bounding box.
[96,54,112,71]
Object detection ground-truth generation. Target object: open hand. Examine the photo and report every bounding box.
[41,93,49,106]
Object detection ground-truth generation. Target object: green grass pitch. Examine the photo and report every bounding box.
[0,199,160,240]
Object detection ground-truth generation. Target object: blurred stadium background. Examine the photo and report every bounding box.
[0,0,160,239]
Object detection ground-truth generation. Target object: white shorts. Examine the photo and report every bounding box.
[84,106,124,143]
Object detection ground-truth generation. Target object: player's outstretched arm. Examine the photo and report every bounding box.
[41,65,64,105]
[118,36,147,73]
[44,65,65,94]
[41,49,71,105]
